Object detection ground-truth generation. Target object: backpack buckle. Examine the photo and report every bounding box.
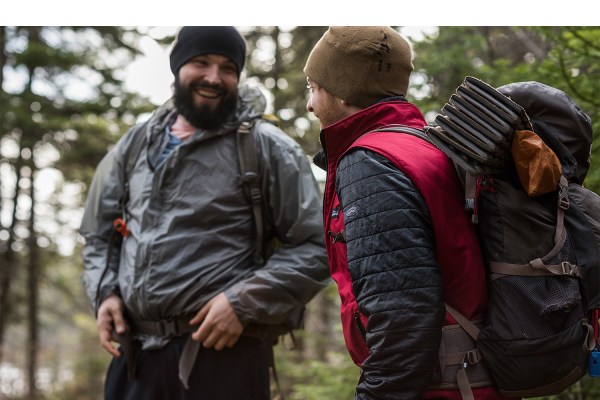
[157,320,180,336]
[561,261,579,277]
[241,172,258,183]
[464,349,482,367]
[237,121,252,134]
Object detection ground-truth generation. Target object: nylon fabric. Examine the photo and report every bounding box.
[80,93,329,347]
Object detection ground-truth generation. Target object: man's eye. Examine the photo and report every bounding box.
[222,65,237,74]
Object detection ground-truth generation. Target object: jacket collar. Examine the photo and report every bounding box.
[319,100,427,170]
[143,85,265,170]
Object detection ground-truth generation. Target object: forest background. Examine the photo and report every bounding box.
[0,25,599,400]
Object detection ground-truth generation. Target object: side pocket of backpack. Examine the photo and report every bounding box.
[475,179,592,397]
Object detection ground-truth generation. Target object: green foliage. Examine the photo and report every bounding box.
[0,26,153,398]
[283,356,357,400]
[531,376,600,400]
[411,26,600,192]
[243,26,327,156]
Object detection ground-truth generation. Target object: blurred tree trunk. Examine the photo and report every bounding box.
[0,25,6,364]
[0,25,153,397]
[26,164,39,400]
[23,28,41,399]
[269,27,282,111]
[0,155,21,366]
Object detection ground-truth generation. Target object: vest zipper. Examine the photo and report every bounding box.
[354,312,366,342]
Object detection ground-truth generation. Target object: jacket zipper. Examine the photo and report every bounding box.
[328,230,346,243]
[354,312,366,342]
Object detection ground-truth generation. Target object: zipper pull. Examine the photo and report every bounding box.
[328,230,346,243]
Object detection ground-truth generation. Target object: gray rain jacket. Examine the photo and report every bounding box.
[80,90,329,346]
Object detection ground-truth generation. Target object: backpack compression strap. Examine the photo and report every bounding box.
[488,176,582,280]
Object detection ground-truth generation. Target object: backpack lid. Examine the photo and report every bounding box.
[497,81,593,184]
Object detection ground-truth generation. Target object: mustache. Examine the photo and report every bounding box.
[190,81,225,94]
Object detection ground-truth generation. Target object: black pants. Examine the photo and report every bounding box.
[104,335,271,400]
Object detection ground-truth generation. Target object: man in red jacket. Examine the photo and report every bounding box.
[304,26,510,400]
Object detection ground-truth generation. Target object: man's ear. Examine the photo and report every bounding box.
[340,99,362,114]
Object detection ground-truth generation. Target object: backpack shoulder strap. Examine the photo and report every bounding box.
[95,120,148,312]
[119,120,148,215]
[236,118,265,265]
[368,124,433,144]
[112,121,148,237]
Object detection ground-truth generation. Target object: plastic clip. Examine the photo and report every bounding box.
[113,218,130,237]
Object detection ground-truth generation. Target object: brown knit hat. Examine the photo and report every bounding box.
[304,26,413,108]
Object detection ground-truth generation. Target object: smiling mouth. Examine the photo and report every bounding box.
[192,84,223,99]
[197,88,220,99]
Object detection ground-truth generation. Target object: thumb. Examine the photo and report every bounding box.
[110,306,127,334]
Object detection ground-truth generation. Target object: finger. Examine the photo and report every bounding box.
[110,308,128,335]
[191,306,215,342]
[99,329,121,358]
[191,319,210,342]
[201,329,220,349]
[102,341,121,358]
[213,336,230,351]
[225,333,241,349]
[189,302,210,325]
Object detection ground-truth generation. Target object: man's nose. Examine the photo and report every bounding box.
[204,64,222,84]
[306,98,314,113]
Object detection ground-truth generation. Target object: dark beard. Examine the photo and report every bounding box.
[173,77,238,131]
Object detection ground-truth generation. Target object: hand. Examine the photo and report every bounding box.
[96,294,128,357]
[190,292,243,351]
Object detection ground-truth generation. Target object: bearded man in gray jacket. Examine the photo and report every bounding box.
[80,26,329,400]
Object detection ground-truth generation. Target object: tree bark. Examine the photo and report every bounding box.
[26,164,40,400]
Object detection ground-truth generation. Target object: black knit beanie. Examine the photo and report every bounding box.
[169,26,246,77]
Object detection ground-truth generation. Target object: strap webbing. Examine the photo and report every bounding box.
[178,337,201,389]
[556,175,569,244]
[368,124,433,144]
[444,305,482,400]
[119,121,149,217]
[457,367,475,400]
[487,175,580,279]
[445,304,480,341]
[236,120,265,265]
